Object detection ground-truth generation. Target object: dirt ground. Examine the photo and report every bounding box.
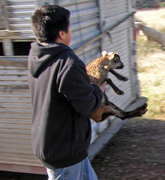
[0,118,165,180]
[92,118,165,180]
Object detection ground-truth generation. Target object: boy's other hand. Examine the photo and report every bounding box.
[98,81,106,93]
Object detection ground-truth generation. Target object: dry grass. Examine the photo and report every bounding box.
[135,8,165,32]
[135,9,165,119]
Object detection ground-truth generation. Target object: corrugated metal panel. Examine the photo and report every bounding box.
[66,0,100,64]
[101,0,135,111]
[102,0,129,30]
[5,0,101,51]
[102,23,133,109]
[3,0,101,64]
[0,0,7,30]
[0,65,43,170]
[95,0,135,134]
[6,0,35,39]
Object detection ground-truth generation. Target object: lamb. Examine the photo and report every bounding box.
[135,22,165,48]
[86,51,147,122]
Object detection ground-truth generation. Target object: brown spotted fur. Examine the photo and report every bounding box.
[86,51,147,122]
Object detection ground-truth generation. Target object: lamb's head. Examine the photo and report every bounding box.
[102,51,124,70]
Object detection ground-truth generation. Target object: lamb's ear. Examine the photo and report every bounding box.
[102,51,108,57]
[109,52,118,60]
[108,52,118,56]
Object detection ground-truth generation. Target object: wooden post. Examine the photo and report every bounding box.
[2,39,14,56]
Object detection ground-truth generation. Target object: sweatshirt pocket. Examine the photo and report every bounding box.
[71,112,91,156]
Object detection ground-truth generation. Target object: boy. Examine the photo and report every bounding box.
[28,4,106,180]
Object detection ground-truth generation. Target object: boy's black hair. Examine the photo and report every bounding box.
[31,5,70,43]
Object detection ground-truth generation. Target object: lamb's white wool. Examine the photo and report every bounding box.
[102,51,107,57]
[102,51,116,57]
[108,52,114,55]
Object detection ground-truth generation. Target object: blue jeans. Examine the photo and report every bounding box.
[46,157,98,180]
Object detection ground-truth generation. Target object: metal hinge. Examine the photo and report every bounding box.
[132,42,136,55]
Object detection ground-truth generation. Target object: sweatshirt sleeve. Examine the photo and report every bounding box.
[58,58,103,116]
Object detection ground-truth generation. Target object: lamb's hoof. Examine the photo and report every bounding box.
[129,103,148,118]
[120,76,128,82]
[116,90,124,95]
[137,103,148,115]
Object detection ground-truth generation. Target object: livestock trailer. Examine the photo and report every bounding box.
[0,0,146,174]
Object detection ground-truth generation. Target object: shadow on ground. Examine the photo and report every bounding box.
[0,171,47,180]
[92,118,165,180]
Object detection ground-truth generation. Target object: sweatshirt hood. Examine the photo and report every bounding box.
[28,42,71,78]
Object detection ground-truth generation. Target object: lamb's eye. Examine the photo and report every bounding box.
[113,60,118,64]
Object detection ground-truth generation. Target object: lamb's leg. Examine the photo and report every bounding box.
[109,69,128,81]
[91,93,148,122]
[100,102,147,121]
[106,78,124,95]
[90,93,125,122]
[102,93,147,121]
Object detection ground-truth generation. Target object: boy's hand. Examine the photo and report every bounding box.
[98,81,106,92]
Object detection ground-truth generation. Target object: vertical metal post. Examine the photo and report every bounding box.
[132,0,136,8]
[127,0,140,98]
[0,0,9,30]
[0,0,14,56]
[0,0,7,30]
[54,0,59,5]
[36,0,55,7]
[97,0,104,53]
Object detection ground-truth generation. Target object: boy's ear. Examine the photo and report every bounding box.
[58,30,66,40]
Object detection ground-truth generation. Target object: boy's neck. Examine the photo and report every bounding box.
[55,38,64,44]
